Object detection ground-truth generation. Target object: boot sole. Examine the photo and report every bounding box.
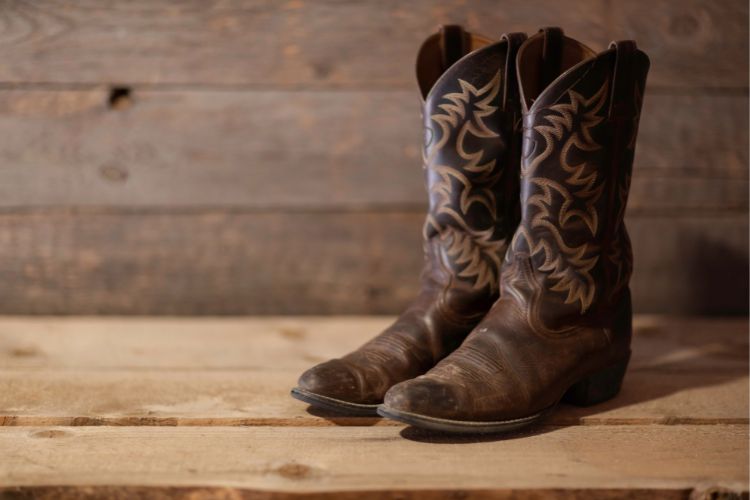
[290,387,380,416]
[377,405,551,434]
[377,356,630,434]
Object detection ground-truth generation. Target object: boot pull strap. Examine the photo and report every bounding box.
[500,32,528,110]
[539,27,564,89]
[608,40,637,119]
[439,25,467,72]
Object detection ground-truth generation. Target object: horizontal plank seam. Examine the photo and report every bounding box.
[2,487,744,497]
[1,416,747,427]
[0,366,746,373]
[0,82,746,95]
[0,206,745,217]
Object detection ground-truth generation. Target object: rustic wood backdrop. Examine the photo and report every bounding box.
[0,0,746,315]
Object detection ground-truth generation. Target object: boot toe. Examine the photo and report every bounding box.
[297,359,364,402]
[383,377,464,420]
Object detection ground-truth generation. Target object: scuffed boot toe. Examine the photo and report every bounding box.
[381,377,464,421]
[291,359,379,415]
[297,359,359,399]
[379,374,551,434]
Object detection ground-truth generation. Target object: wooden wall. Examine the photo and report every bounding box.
[0,0,746,315]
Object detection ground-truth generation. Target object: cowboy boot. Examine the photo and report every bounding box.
[291,26,527,415]
[379,27,650,432]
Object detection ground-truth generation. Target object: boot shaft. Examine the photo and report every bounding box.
[418,27,526,305]
[506,28,649,326]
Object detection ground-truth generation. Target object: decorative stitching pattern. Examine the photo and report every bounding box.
[512,80,610,312]
[423,72,509,292]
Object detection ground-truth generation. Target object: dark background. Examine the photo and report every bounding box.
[0,0,746,315]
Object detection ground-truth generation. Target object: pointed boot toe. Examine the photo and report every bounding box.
[380,353,552,434]
[292,359,379,416]
[380,377,464,421]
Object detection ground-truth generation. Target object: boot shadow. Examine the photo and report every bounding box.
[398,423,563,443]
[563,234,749,425]
[399,316,748,444]
[304,406,383,427]
[556,316,748,423]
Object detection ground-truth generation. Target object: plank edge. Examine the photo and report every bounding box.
[0,485,747,500]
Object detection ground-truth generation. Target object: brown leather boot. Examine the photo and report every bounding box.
[379,28,650,432]
[291,26,527,415]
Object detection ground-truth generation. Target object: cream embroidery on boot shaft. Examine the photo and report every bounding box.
[514,79,610,313]
[423,72,509,293]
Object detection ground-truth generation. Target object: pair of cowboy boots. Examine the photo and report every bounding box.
[292,26,650,434]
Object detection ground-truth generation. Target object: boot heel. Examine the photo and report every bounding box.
[563,356,630,407]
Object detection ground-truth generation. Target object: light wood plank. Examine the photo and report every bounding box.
[0,90,745,209]
[0,369,745,427]
[0,316,746,426]
[0,211,744,315]
[2,316,745,370]
[0,0,744,89]
[0,317,395,370]
[0,425,746,493]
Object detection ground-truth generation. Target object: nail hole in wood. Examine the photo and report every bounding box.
[100,163,129,183]
[108,86,132,110]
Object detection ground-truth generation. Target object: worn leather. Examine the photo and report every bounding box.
[296,26,527,405]
[384,28,650,421]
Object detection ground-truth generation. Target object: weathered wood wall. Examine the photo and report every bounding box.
[0,0,746,315]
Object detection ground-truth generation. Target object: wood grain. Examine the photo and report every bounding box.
[0,1,745,316]
[1,316,745,370]
[0,89,745,210]
[0,425,746,492]
[0,316,745,496]
[0,211,744,315]
[610,0,749,89]
[0,211,423,315]
[0,0,606,87]
[0,1,745,493]
[0,316,746,426]
[0,0,745,89]
[0,367,745,428]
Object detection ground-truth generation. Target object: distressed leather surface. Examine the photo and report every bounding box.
[296,27,526,405]
[384,28,650,421]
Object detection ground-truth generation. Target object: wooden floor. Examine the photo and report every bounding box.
[0,316,747,499]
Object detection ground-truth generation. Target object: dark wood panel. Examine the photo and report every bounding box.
[0,89,745,210]
[638,93,748,175]
[0,89,424,209]
[610,0,749,89]
[0,210,744,315]
[627,214,749,315]
[0,0,745,89]
[0,0,606,86]
[0,211,424,315]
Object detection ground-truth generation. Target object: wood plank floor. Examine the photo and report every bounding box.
[0,316,747,498]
